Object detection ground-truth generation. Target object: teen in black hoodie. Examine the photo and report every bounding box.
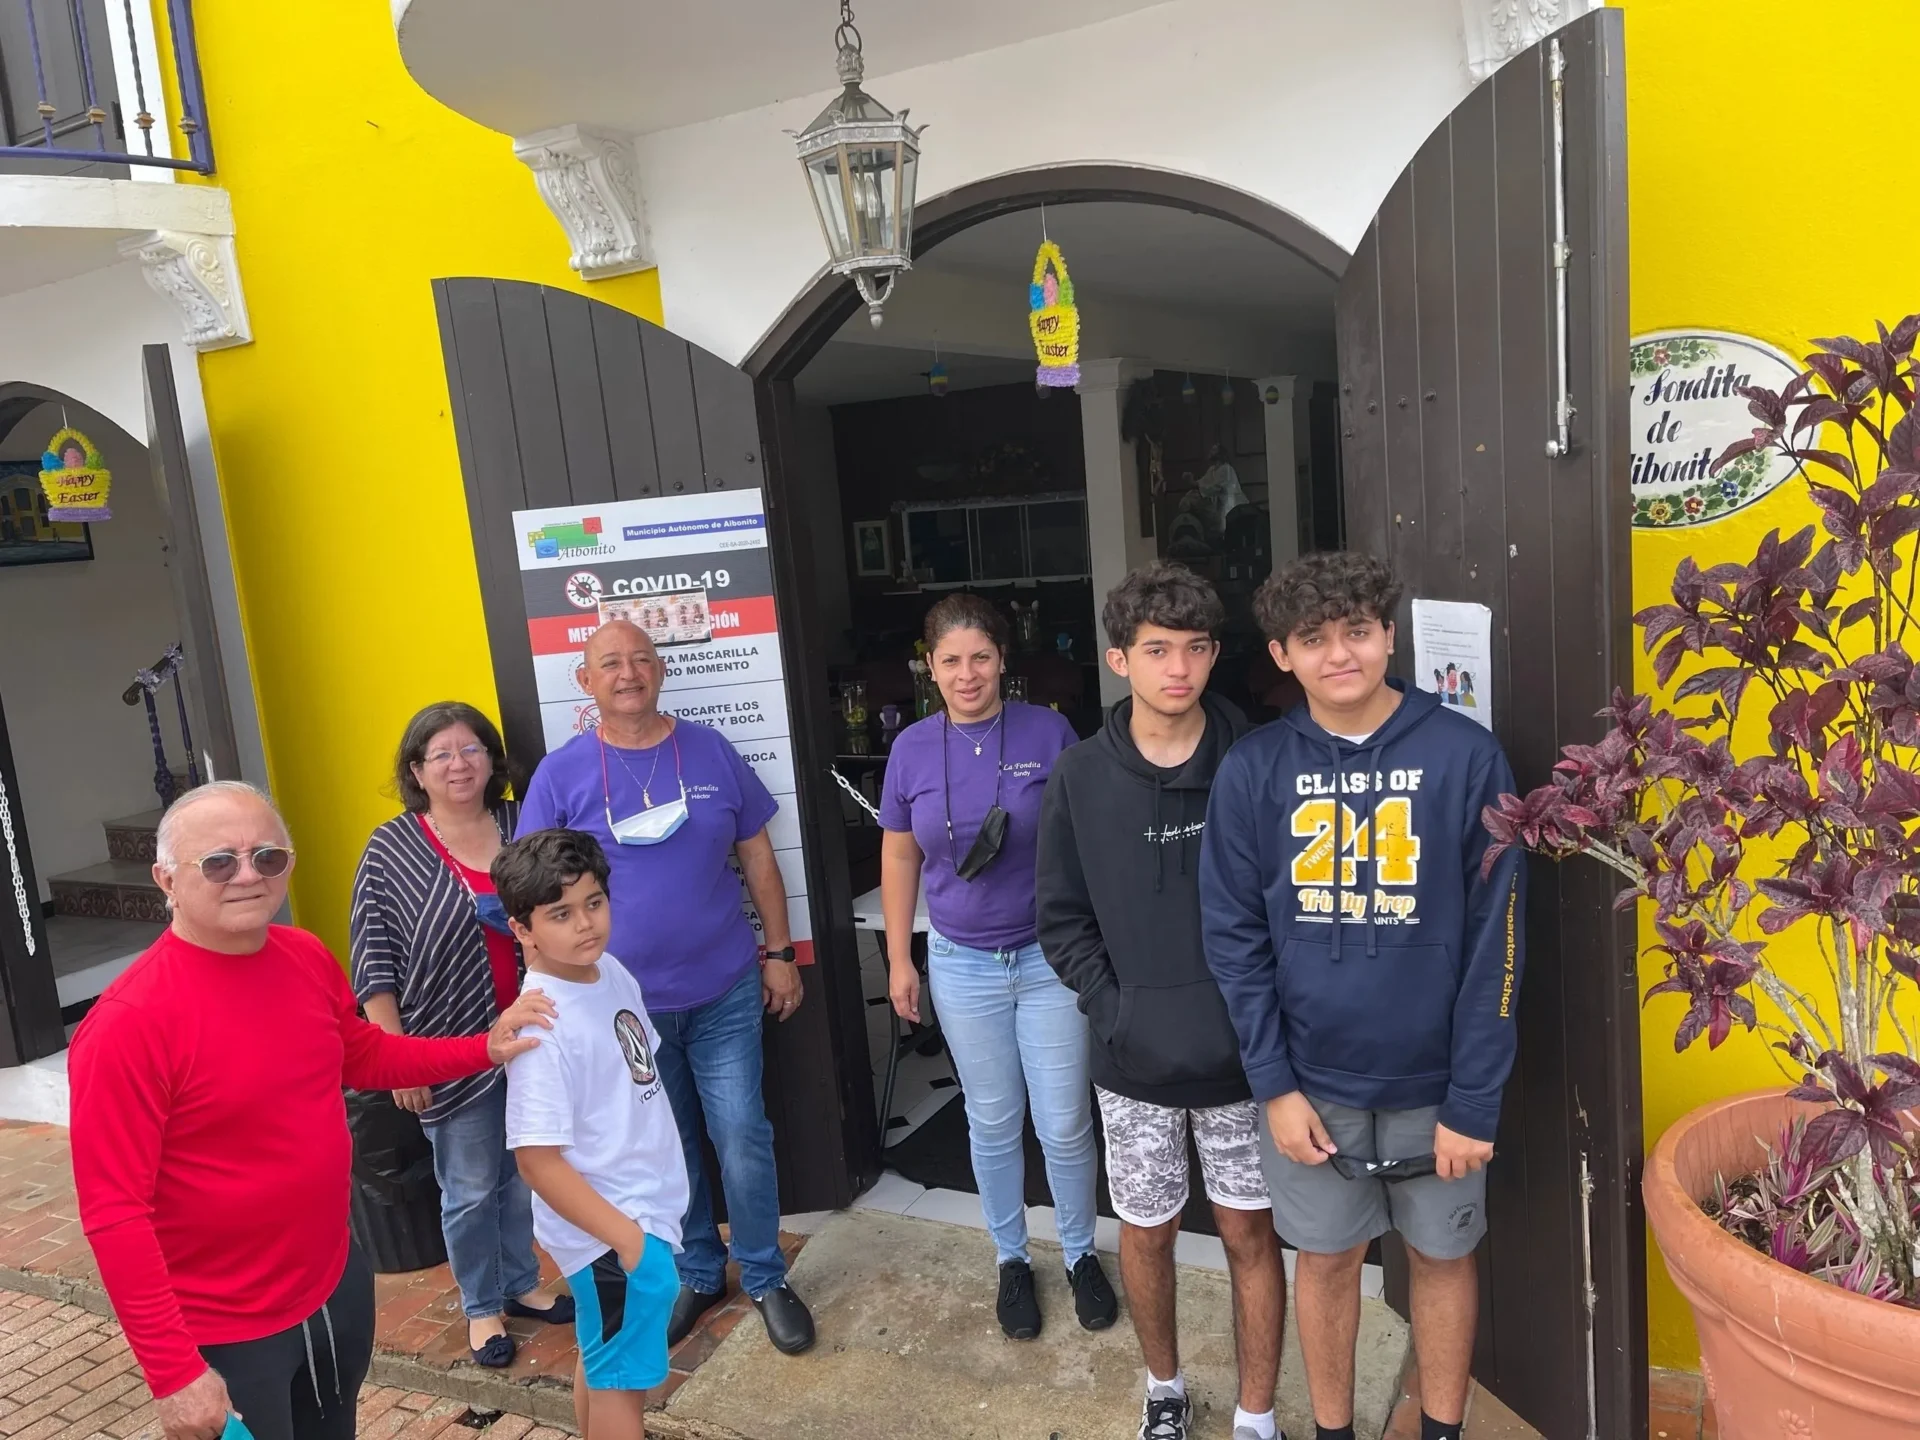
[1037,564,1286,1440]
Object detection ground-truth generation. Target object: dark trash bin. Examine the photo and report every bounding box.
[345,1087,447,1273]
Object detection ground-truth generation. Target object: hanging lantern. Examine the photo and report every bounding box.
[1220,375,1236,406]
[1028,241,1080,388]
[1181,374,1197,403]
[1263,384,1281,405]
[792,0,926,329]
[927,360,949,397]
[39,428,110,522]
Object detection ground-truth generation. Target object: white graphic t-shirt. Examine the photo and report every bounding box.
[504,960,690,1276]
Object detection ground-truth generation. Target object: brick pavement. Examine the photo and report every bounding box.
[0,1121,797,1428]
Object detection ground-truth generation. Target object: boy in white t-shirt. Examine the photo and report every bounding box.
[497,829,690,1440]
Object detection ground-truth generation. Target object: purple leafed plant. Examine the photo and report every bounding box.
[1482,318,1920,1303]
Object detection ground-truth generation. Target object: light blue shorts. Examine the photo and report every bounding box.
[567,1234,681,1391]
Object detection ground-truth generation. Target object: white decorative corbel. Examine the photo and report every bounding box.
[119,229,251,350]
[512,124,652,280]
[1462,0,1598,81]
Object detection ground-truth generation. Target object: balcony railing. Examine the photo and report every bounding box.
[0,0,212,174]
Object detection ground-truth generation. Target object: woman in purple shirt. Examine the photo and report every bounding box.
[879,595,1115,1341]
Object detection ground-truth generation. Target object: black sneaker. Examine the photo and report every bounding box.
[1069,1252,1118,1330]
[996,1259,1041,1339]
[1140,1392,1191,1440]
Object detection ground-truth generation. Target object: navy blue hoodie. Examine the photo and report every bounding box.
[1198,681,1525,1142]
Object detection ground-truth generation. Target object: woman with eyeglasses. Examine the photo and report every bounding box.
[350,702,571,1368]
[879,594,1116,1340]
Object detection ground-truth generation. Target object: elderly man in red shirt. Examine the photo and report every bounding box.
[70,782,556,1440]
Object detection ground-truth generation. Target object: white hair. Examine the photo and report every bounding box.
[154,781,290,869]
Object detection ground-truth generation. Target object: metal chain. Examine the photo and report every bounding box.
[0,775,35,958]
[829,764,881,823]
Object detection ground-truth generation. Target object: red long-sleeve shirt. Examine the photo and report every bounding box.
[69,926,494,1399]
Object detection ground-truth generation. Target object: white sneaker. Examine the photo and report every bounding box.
[1231,1428,1287,1440]
[1139,1393,1191,1440]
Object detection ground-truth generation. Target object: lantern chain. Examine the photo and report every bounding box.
[835,0,862,59]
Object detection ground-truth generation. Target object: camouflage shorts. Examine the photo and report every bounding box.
[1095,1088,1270,1226]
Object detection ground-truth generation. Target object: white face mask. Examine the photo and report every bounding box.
[609,790,688,846]
[600,727,689,846]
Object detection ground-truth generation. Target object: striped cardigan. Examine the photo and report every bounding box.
[349,802,519,1123]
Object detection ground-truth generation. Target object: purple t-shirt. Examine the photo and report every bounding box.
[879,702,1078,950]
[517,720,778,1013]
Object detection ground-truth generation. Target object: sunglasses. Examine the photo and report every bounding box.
[184,846,295,884]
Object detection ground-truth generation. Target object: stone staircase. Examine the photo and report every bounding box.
[47,811,166,921]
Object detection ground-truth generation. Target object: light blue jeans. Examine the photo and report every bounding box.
[927,928,1098,1269]
[421,1078,540,1319]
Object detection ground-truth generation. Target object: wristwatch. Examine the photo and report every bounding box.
[760,945,797,963]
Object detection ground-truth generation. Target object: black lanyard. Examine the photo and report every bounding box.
[943,709,1006,877]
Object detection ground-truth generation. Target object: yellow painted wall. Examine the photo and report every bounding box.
[173,4,661,953]
[1618,0,1920,1370]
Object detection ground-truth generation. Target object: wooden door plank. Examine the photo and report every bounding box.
[1562,16,1646,1439]
[495,283,571,511]
[1491,41,1582,1434]
[1374,175,1424,603]
[1335,232,1390,560]
[689,345,767,494]
[1444,77,1530,1392]
[543,289,617,506]
[591,306,662,501]
[641,326,703,497]
[1412,126,1464,594]
[435,279,544,769]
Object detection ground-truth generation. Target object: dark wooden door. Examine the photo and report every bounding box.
[433,279,871,1213]
[1336,11,1643,1439]
[0,693,62,1066]
[143,346,243,784]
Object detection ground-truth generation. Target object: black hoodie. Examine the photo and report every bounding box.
[1036,692,1251,1109]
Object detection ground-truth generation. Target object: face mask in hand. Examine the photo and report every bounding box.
[472,891,515,935]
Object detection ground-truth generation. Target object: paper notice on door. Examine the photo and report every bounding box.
[1411,598,1493,729]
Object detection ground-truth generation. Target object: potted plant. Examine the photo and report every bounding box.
[1482,318,1920,1438]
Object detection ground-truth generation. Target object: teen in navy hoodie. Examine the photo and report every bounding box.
[1199,551,1523,1440]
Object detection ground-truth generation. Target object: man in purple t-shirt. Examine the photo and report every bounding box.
[517,620,814,1357]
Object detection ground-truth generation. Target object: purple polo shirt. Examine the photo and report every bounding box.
[517,720,778,1012]
[879,702,1078,951]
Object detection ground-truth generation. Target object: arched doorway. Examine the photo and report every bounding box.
[737,14,1640,1439]
[437,12,1637,1429]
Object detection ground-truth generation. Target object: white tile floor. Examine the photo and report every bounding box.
[858,930,963,1146]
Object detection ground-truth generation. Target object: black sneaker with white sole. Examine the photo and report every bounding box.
[1069,1251,1118,1330]
[1140,1392,1191,1440]
[996,1259,1041,1339]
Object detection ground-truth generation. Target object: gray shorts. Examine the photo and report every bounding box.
[1260,1098,1487,1260]
[1096,1088,1270,1227]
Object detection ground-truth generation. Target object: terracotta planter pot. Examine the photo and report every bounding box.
[1644,1089,1920,1438]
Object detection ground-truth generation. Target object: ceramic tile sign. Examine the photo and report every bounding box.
[1630,329,1802,529]
[513,488,812,963]
[1411,598,1493,730]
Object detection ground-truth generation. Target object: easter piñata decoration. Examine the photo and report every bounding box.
[39,428,111,522]
[1028,241,1079,388]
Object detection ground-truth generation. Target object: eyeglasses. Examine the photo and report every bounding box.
[423,744,487,768]
[182,846,295,884]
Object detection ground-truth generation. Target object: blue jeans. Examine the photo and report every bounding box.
[421,1078,540,1319]
[927,928,1098,1269]
[652,966,788,1298]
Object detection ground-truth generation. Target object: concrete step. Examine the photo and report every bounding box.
[102,811,163,864]
[47,860,166,924]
